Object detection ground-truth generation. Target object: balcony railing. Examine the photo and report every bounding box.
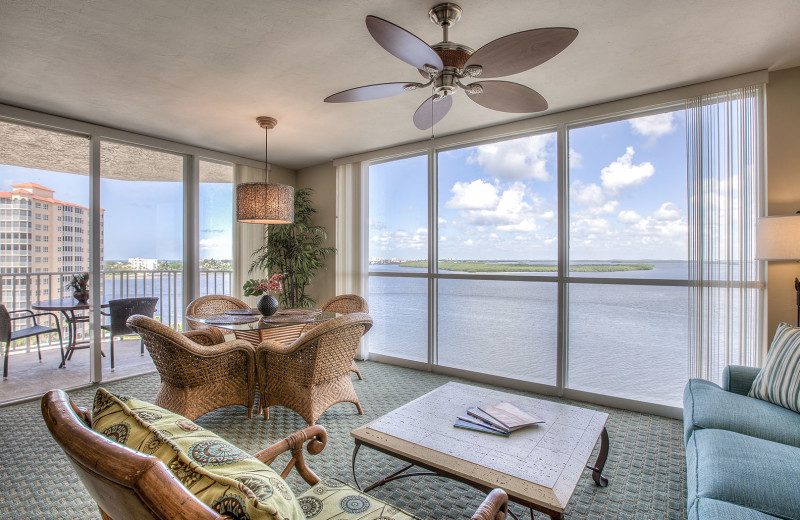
[0,269,232,352]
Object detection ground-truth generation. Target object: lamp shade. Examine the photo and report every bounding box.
[236,182,294,224]
[755,215,800,260]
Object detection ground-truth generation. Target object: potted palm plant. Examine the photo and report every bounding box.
[248,188,335,308]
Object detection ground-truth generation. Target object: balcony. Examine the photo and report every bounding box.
[0,269,232,405]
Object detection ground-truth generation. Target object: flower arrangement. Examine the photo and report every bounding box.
[66,272,89,292]
[243,273,284,297]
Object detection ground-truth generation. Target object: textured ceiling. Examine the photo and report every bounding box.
[1,0,799,170]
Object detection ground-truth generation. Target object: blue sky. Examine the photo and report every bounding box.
[0,165,232,260]
[369,109,688,261]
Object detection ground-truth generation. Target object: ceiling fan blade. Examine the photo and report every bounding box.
[324,82,421,103]
[413,94,453,130]
[366,15,443,72]
[465,28,578,79]
[466,81,548,113]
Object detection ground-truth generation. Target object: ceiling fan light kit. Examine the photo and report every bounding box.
[324,3,578,130]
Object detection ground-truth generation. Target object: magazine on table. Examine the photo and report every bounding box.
[478,402,545,431]
[453,403,544,435]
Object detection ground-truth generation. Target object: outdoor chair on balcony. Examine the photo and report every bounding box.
[100,297,158,371]
[1,304,63,379]
[126,314,256,420]
[256,312,372,425]
[302,294,369,380]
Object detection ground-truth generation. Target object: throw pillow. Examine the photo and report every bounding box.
[91,388,303,520]
[748,322,800,413]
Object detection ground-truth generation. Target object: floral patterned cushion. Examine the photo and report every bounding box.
[297,477,421,520]
[91,388,303,520]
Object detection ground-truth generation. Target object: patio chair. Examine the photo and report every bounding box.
[100,297,158,371]
[256,312,372,425]
[302,294,369,379]
[1,304,63,379]
[41,388,509,520]
[126,314,256,420]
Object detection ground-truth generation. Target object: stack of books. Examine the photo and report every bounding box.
[454,402,545,436]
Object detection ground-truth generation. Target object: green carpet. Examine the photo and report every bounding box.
[0,361,687,519]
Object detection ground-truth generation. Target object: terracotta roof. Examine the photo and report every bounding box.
[12,182,53,191]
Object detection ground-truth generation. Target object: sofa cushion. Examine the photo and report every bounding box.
[683,378,800,448]
[686,429,800,519]
[297,477,420,520]
[749,322,800,413]
[689,498,783,520]
[91,388,303,520]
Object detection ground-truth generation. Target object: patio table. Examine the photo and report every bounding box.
[31,298,109,368]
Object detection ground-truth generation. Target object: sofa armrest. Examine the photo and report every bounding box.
[722,365,761,395]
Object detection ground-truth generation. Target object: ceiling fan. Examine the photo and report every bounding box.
[324,3,578,130]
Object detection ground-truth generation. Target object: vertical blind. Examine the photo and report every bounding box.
[687,85,765,383]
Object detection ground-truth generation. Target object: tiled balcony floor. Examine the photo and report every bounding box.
[0,338,156,406]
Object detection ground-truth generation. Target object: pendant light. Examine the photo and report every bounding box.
[236,116,294,224]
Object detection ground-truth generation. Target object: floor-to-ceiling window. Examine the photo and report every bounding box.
[368,155,429,363]
[437,133,558,383]
[199,159,233,296]
[365,86,763,411]
[567,109,689,406]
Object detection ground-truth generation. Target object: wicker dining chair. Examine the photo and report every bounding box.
[302,294,369,380]
[184,295,250,331]
[256,313,373,425]
[126,314,256,420]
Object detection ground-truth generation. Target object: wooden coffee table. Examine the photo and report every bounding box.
[351,382,609,519]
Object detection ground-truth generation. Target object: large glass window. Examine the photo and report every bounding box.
[567,109,688,405]
[100,141,183,377]
[199,160,233,296]
[368,155,428,361]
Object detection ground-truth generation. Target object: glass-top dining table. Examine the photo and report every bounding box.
[185,309,339,345]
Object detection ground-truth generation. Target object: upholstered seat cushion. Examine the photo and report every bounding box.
[683,378,800,447]
[689,498,783,520]
[91,388,303,520]
[297,477,420,520]
[686,429,800,519]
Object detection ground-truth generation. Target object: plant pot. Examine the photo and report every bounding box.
[73,290,89,303]
[257,295,279,316]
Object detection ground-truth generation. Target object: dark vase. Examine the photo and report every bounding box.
[257,294,279,316]
[73,290,89,303]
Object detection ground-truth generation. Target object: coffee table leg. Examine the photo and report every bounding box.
[352,442,364,491]
[586,427,609,487]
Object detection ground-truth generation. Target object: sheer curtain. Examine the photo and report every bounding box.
[687,85,765,383]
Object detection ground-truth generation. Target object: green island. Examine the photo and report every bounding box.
[398,261,654,273]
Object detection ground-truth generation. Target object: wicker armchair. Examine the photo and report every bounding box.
[256,313,373,425]
[184,295,250,331]
[126,315,256,420]
[302,294,369,380]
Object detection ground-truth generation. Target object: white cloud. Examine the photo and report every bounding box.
[652,202,681,221]
[629,112,676,140]
[440,236,446,242]
[445,180,499,209]
[617,210,642,223]
[438,217,447,224]
[464,239,474,246]
[570,180,605,206]
[600,147,654,195]
[467,134,553,181]
[569,148,583,169]
[370,228,428,251]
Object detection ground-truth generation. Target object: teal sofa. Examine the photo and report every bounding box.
[683,366,800,520]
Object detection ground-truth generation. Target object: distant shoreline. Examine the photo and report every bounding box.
[396,261,655,273]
